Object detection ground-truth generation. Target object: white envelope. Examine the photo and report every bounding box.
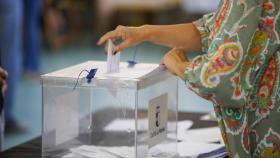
[107,39,120,73]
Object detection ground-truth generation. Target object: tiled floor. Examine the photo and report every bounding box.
[3,43,213,150]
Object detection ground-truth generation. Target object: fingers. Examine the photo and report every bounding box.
[178,51,186,60]
[97,25,126,46]
[103,39,132,55]
[160,55,175,75]
[160,51,182,76]
[113,39,132,54]
[161,52,171,65]
[98,25,142,55]
[172,48,186,61]
[98,26,131,54]
[97,30,120,46]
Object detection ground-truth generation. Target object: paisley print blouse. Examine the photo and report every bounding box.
[184,0,280,157]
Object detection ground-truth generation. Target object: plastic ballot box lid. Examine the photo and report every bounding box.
[41,61,169,89]
[42,61,166,80]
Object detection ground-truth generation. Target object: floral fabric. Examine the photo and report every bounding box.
[185,0,280,157]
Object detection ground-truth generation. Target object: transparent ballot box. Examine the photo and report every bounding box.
[41,61,178,158]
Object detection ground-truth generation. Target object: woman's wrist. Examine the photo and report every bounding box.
[140,25,153,42]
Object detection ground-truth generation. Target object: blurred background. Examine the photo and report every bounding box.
[0,0,219,150]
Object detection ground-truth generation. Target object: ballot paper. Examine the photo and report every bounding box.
[107,40,120,73]
[62,141,225,158]
[177,142,225,158]
[150,141,224,158]
[177,120,193,132]
[63,145,175,158]
[63,145,134,158]
[200,112,217,121]
[197,146,228,158]
[178,127,224,144]
[104,118,148,132]
[104,119,193,133]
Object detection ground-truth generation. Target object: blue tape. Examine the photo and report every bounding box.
[86,68,98,83]
[73,68,98,90]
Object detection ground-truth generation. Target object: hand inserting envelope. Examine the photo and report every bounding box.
[107,40,120,73]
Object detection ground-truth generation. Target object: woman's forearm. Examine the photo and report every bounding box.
[142,24,202,52]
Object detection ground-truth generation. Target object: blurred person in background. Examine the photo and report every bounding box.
[23,0,42,76]
[0,0,23,133]
[99,0,280,157]
[43,0,69,51]
[0,0,42,133]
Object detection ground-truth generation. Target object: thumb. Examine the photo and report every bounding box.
[113,40,131,54]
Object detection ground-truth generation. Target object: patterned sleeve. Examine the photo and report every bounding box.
[184,0,229,101]
[184,55,216,101]
[184,12,218,100]
[184,0,247,107]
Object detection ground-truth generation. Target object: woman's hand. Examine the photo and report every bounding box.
[0,68,8,94]
[97,24,202,54]
[97,25,147,53]
[160,48,189,79]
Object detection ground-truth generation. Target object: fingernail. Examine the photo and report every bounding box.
[113,48,117,54]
